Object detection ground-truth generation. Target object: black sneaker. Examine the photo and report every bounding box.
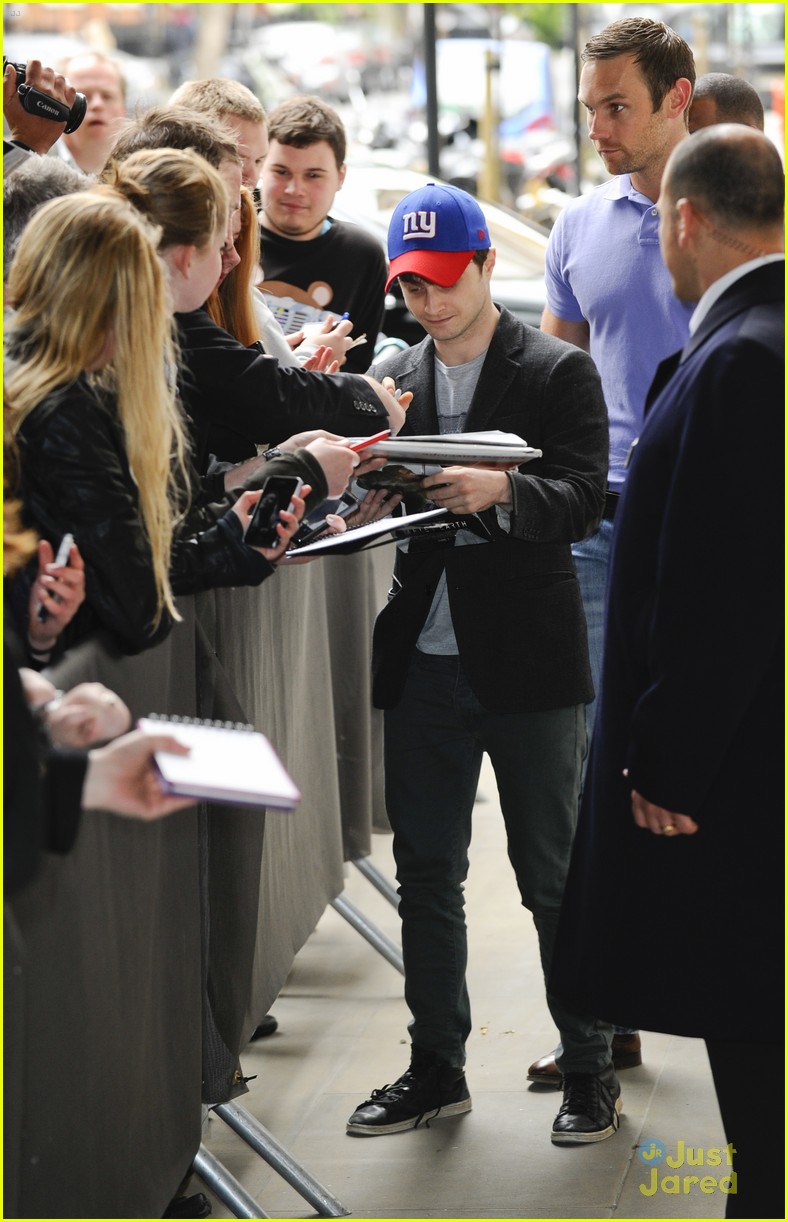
[346,1047,472,1136]
[551,1063,622,1145]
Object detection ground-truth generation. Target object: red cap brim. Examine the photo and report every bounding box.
[385,249,475,292]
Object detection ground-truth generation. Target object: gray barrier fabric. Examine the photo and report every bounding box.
[4,552,392,1218]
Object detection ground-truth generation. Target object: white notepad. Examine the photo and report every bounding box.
[138,716,301,811]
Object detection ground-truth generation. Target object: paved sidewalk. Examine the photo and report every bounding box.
[197,754,728,1220]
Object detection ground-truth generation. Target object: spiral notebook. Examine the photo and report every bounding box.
[138,716,301,811]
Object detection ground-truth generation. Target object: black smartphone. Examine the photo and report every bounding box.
[291,493,358,548]
[244,477,303,549]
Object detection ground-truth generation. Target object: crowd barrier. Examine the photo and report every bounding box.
[4,547,394,1219]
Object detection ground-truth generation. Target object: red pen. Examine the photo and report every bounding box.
[346,429,391,452]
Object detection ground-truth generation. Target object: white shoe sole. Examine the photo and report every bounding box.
[550,1094,623,1145]
[346,1096,472,1137]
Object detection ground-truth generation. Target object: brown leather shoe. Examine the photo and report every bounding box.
[527,1033,642,1086]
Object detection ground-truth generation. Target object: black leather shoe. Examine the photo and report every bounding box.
[346,1046,472,1136]
[528,1032,642,1086]
[249,1014,278,1041]
[163,1193,212,1217]
[551,1063,622,1145]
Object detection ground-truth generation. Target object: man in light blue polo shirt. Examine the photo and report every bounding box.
[531,16,695,1086]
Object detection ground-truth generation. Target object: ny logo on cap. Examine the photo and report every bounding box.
[402,210,436,241]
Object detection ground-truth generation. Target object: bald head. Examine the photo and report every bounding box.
[664,124,783,231]
[689,73,765,134]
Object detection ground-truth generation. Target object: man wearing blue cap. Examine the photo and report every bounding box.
[346,183,618,1145]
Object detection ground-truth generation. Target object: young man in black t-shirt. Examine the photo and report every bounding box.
[258,95,386,374]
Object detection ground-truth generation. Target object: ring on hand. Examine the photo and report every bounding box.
[661,823,677,835]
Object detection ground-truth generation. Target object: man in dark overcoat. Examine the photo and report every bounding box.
[551,126,784,1219]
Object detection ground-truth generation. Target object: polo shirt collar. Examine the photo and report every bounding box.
[602,174,655,208]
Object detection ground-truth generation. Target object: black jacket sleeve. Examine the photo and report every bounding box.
[4,626,85,896]
[203,447,327,504]
[169,509,274,595]
[176,309,389,468]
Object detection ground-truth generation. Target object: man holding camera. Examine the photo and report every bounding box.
[3,58,80,172]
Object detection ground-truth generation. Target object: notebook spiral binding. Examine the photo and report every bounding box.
[145,713,254,732]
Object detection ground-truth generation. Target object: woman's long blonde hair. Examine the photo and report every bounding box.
[5,191,187,629]
[206,186,260,346]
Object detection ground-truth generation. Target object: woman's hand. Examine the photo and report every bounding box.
[301,344,340,374]
[277,510,350,566]
[361,376,412,434]
[278,429,343,452]
[27,538,86,656]
[82,731,195,819]
[345,487,403,527]
[305,438,360,496]
[43,683,132,748]
[299,315,354,368]
[232,487,310,561]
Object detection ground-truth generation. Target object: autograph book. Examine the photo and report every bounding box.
[287,508,455,556]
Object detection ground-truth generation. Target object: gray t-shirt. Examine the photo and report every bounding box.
[416,351,487,654]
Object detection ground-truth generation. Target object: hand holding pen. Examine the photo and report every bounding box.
[299,312,360,369]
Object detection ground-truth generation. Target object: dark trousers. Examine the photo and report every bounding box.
[384,649,611,1073]
[705,1038,784,1219]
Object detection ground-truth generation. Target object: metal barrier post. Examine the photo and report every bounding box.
[193,1144,269,1219]
[213,1101,349,1218]
[351,856,400,909]
[330,894,404,974]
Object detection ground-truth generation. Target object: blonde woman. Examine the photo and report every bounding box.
[6,186,305,656]
[106,148,369,504]
[5,191,187,654]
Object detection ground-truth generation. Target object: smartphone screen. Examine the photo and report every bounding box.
[244,476,302,548]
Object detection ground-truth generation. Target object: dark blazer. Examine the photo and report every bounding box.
[370,307,608,713]
[551,261,784,1038]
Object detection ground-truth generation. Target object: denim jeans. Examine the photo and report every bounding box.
[571,518,614,747]
[384,649,612,1074]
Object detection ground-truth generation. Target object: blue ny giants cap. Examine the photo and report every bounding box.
[385,182,491,291]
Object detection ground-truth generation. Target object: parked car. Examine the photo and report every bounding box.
[330,164,549,348]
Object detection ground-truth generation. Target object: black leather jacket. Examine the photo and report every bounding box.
[14,375,295,655]
[176,308,390,469]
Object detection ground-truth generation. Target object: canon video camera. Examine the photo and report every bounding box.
[4,57,87,133]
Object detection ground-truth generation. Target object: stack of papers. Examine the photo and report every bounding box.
[354,430,542,464]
